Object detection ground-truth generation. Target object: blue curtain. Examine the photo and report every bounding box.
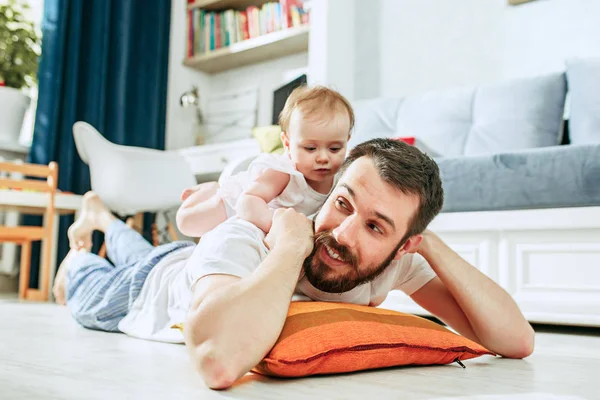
[26,0,172,288]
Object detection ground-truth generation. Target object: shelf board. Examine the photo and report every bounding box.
[183,25,309,74]
[187,0,271,11]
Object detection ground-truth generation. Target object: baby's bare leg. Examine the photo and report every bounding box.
[176,183,228,237]
[181,181,219,202]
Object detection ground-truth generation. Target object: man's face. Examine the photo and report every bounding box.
[306,156,422,293]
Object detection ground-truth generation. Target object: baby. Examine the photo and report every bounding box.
[176,85,354,236]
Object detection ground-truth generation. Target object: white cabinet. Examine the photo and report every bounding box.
[380,207,600,327]
[178,138,260,181]
[500,231,600,326]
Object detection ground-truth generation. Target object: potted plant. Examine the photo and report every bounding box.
[0,0,41,144]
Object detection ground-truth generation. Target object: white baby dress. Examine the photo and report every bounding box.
[218,153,329,217]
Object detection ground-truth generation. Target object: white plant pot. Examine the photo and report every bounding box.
[0,86,31,144]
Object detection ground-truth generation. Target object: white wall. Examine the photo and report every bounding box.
[209,52,308,127]
[354,0,380,100]
[165,0,211,150]
[165,0,308,149]
[308,0,356,101]
[374,0,600,98]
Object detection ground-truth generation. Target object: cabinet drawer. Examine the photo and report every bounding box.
[179,139,260,177]
[500,230,600,326]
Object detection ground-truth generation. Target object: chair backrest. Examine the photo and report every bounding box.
[0,161,58,194]
[72,122,197,216]
[0,160,58,224]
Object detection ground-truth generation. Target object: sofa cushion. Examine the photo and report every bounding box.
[566,58,600,144]
[351,74,567,157]
[395,87,474,157]
[348,97,404,150]
[437,143,600,212]
[252,302,493,378]
[464,73,567,155]
[350,90,473,157]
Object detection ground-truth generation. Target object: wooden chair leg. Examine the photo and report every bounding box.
[18,241,31,300]
[40,233,54,301]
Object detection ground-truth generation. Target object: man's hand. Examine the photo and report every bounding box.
[411,229,436,257]
[265,208,314,258]
[409,229,535,358]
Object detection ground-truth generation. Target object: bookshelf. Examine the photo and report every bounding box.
[183,0,309,74]
[184,24,308,73]
[187,0,272,11]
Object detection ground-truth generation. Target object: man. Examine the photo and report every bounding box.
[54,138,534,390]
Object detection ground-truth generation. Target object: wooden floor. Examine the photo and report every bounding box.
[1,297,598,400]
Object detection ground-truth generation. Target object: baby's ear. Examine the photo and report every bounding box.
[280,131,290,149]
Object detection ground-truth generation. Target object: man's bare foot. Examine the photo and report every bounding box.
[68,192,116,250]
[52,249,79,305]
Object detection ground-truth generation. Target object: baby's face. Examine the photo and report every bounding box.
[283,108,351,186]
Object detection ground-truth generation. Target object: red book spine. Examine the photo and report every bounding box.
[280,0,289,29]
[246,6,256,38]
[240,11,249,40]
[215,13,221,48]
[187,10,193,57]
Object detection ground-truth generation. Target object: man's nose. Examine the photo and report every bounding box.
[332,216,358,248]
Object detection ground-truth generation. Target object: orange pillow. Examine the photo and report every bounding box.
[252,302,494,378]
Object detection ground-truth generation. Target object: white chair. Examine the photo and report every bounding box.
[72,122,197,245]
[73,122,197,216]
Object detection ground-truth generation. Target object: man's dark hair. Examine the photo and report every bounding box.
[340,138,444,243]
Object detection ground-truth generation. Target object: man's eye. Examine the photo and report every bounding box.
[368,223,382,234]
[336,199,348,209]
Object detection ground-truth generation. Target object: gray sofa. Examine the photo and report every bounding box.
[349,59,600,213]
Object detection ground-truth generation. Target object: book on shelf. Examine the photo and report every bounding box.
[186,0,308,59]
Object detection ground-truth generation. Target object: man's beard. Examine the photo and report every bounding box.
[302,230,402,293]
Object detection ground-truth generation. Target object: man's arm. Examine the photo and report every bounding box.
[410,231,535,359]
[184,209,313,389]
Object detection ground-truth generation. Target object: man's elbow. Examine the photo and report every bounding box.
[192,343,241,390]
[505,324,535,359]
[518,325,535,358]
[185,306,246,389]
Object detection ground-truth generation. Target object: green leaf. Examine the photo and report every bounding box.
[0,0,41,89]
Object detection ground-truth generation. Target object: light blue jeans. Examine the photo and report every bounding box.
[66,220,194,332]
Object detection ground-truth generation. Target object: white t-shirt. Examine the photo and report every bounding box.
[218,153,329,217]
[118,218,437,343]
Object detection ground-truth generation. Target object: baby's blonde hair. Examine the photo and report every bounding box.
[278,85,355,135]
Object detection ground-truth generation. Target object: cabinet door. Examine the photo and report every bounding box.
[499,230,600,327]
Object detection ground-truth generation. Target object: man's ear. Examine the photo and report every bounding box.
[280,131,290,151]
[393,234,423,260]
